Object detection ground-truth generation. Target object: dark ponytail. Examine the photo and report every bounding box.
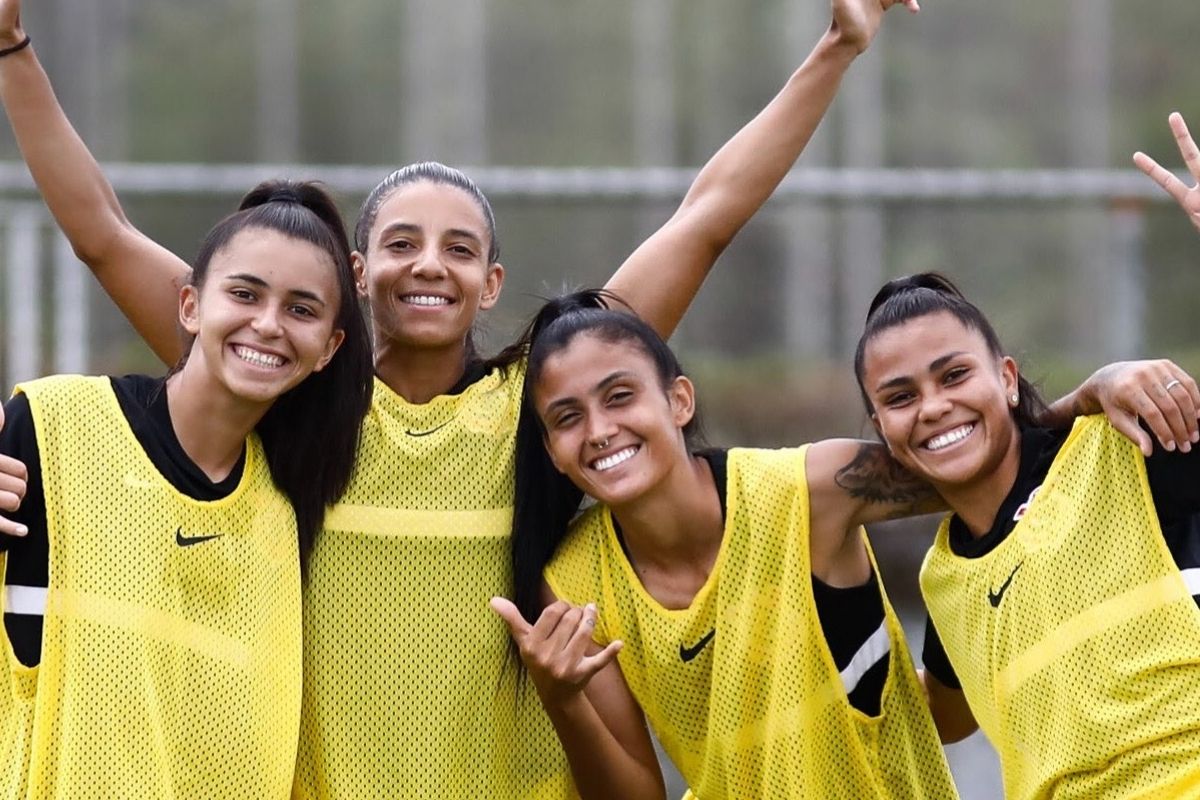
[182,180,373,572]
[853,272,1047,429]
[508,289,703,679]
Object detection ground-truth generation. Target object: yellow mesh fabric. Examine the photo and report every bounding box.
[921,416,1200,800]
[545,446,957,798]
[0,375,301,799]
[293,362,575,800]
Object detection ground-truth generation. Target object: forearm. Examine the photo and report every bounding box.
[543,693,665,800]
[606,32,859,338]
[673,32,857,250]
[0,45,130,265]
[0,43,187,364]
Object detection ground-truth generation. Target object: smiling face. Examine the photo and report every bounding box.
[533,333,695,509]
[354,180,503,354]
[860,310,1021,503]
[180,226,345,408]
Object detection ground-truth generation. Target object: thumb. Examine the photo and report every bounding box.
[579,639,624,679]
[489,596,531,637]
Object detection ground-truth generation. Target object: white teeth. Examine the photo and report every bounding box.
[234,345,284,368]
[593,446,638,472]
[925,424,974,452]
[403,295,451,306]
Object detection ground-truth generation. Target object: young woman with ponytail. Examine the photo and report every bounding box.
[489,285,1188,798]
[0,179,372,799]
[848,117,1200,800]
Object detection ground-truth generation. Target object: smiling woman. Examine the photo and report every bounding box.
[0,179,372,799]
[854,269,1200,800]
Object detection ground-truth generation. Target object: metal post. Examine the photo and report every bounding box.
[782,0,835,358]
[256,0,302,162]
[402,0,488,164]
[5,205,44,387]
[53,231,89,374]
[838,35,885,355]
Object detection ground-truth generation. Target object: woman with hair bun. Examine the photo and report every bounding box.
[850,117,1200,799]
[0,177,372,799]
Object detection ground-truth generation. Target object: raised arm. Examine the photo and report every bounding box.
[0,1,187,364]
[606,0,919,338]
[490,592,665,800]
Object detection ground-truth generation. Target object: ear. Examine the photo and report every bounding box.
[178,284,201,336]
[478,261,505,310]
[668,375,697,429]
[999,355,1019,399]
[351,251,368,298]
[313,328,347,373]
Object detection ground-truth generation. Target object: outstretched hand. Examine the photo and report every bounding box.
[1133,112,1200,235]
[0,405,28,537]
[1083,360,1200,457]
[830,0,919,56]
[490,596,622,707]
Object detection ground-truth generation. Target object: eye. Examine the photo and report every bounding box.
[606,388,634,406]
[289,303,318,318]
[387,239,415,252]
[229,287,256,302]
[943,366,970,385]
[448,243,477,258]
[551,410,580,429]
[882,391,915,409]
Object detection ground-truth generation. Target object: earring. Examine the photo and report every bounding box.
[1010,393,1019,406]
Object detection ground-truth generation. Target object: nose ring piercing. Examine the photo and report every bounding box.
[596,438,609,449]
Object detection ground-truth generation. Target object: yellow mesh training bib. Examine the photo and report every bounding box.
[546,446,957,798]
[293,363,575,800]
[0,375,301,799]
[921,416,1200,800]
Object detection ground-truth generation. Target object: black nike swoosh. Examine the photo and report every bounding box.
[679,629,716,663]
[405,420,451,437]
[175,527,225,547]
[988,562,1023,608]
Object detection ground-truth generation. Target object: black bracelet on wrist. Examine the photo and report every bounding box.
[0,35,30,59]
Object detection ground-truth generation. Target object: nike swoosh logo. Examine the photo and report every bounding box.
[679,629,716,663]
[175,527,225,547]
[988,562,1023,608]
[405,420,451,437]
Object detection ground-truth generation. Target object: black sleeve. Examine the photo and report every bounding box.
[921,615,961,690]
[1143,436,1200,526]
[0,393,47,556]
[0,393,50,667]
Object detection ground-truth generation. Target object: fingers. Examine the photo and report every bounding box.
[1132,150,1190,206]
[0,516,27,538]
[1103,404,1153,458]
[488,596,532,638]
[1169,112,1200,184]
[1116,363,1200,454]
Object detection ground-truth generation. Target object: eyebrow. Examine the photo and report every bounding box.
[873,351,969,393]
[377,221,484,249]
[224,273,327,306]
[542,370,635,416]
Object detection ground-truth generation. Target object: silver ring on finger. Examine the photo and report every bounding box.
[1165,378,1183,392]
